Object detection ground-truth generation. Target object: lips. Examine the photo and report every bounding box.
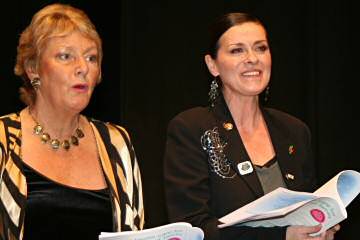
[241,70,261,76]
[72,84,89,92]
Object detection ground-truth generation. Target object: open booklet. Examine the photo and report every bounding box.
[99,222,204,240]
[218,170,360,234]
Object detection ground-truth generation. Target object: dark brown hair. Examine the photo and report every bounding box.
[207,12,266,59]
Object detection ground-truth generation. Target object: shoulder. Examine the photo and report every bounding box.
[0,112,20,135]
[263,107,311,138]
[169,106,213,129]
[264,108,309,128]
[0,113,20,159]
[89,117,128,134]
[0,112,20,124]
[165,106,217,146]
[88,117,132,144]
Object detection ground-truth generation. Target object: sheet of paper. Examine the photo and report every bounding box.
[99,222,204,240]
[218,170,360,230]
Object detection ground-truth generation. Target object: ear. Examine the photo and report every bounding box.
[204,54,219,77]
[24,59,40,81]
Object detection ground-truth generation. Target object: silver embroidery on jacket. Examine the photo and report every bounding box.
[201,127,235,179]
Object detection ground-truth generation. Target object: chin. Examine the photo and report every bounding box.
[68,100,90,113]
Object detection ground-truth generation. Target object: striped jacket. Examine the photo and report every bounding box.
[0,113,144,240]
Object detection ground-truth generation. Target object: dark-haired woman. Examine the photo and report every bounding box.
[164,12,339,240]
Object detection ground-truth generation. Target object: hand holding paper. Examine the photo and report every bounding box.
[218,170,360,234]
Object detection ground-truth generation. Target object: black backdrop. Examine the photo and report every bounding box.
[1,1,359,239]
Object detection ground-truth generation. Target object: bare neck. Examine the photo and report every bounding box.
[29,103,81,139]
[224,94,262,133]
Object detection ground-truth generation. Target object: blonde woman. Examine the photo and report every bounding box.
[0,4,144,239]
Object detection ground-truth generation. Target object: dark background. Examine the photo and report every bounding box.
[1,0,359,239]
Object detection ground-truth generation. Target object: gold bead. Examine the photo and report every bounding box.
[62,140,70,150]
[51,139,60,149]
[41,133,50,143]
[34,124,43,135]
[71,136,79,146]
[76,128,84,138]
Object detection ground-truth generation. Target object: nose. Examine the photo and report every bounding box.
[75,57,89,78]
[244,50,259,64]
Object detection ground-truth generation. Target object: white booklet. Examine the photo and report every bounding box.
[218,170,360,234]
[99,222,204,240]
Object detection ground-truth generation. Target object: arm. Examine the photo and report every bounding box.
[301,124,317,192]
[114,125,145,230]
[129,141,145,230]
[164,116,221,239]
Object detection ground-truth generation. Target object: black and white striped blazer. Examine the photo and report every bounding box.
[0,112,144,240]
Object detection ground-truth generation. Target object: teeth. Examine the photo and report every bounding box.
[242,71,260,76]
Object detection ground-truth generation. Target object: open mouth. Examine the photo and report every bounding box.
[241,70,261,76]
[73,84,89,91]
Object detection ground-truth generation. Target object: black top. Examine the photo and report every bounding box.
[254,157,287,194]
[23,163,113,240]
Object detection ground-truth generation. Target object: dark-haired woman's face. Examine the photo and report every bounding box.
[205,22,271,100]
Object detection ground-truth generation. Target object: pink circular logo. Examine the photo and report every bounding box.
[310,209,325,223]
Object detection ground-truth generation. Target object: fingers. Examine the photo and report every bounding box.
[332,224,340,232]
[286,224,340,240]
[303,224,322,235]
[324,224,340,240]
[286,225,323,240]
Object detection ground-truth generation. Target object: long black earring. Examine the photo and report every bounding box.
[209,77,219,107]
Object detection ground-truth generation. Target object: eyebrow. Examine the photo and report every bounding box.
[59,45,98,53]
[228,40,268,47]
[83,46,98,54]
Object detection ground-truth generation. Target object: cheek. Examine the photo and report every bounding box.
[263,55,272,68]
[89,68,101,85]
[217,59,237,74]
[38,62,55,79]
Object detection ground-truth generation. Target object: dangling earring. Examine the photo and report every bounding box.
[209,77,219,107]
[264,85,270,103]
[30,77,41,90]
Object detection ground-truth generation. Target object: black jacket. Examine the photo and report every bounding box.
[164,97,317,240]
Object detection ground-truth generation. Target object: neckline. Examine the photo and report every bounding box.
[16,109,107,192]
[253,156,277,168]
[22,161,108,192]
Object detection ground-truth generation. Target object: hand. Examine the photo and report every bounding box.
[286,224,340,240]
[320,224,340,240]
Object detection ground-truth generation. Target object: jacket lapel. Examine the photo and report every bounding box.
[261,109,298,189]
[89,120,120,202]
[212,97,264,198]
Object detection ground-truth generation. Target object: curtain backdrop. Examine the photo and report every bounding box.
[1,1,358,239]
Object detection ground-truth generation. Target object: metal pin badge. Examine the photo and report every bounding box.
[288,145,295,155]
[237,161,253,175]
[223,122,233,131]
[285,173,295,180]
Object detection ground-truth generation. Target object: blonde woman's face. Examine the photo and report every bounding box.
[206,22,272,100]
[35,31,100,113]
